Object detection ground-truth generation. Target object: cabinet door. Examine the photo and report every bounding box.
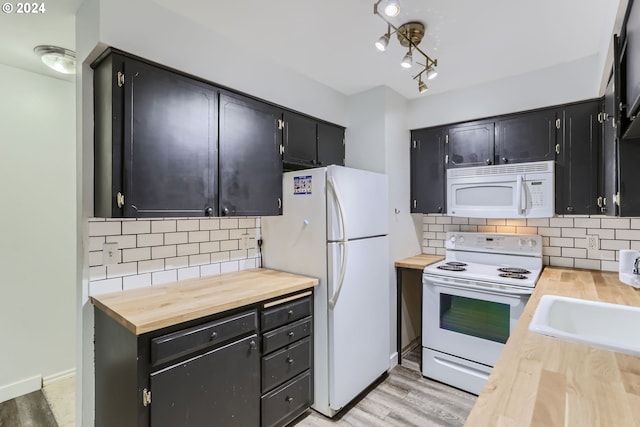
[496,109,556,165]
[317,122,345,167]
[283,112,317,167]
[411,127,446,213]
[447,121,495,167]
[149,334,260,427]
[601,75,618,216]
[556,101,600,215]
[123,58,217,217]
[219,94,283,216]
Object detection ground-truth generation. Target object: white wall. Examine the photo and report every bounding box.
[408,55,601,129]
[0,63,76,402]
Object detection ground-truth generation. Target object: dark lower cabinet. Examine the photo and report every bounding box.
[94,290,314,427]
[410,127,446,213]
[219,93,283,216]
[496,109,556,164]
[447,120,495,167]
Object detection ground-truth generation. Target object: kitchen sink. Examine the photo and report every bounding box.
[529,295,640,356]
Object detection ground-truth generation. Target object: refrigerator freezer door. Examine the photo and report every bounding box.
[327,166,388,241]
[327,235,390,412]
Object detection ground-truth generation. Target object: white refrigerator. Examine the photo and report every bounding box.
[262,165,390,417]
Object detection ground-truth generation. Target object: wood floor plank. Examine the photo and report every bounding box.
[0,391,58,427]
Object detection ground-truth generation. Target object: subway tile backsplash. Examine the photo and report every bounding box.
[422,214,639,272]
[88,217,260,296]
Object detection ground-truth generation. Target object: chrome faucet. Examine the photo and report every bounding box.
[634,257,640,275]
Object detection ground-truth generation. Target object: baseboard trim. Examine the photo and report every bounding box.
[0,375,41,404]
[389,351,399,369]
[43,368,76,386]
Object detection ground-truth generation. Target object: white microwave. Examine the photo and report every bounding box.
[447,160,554,218]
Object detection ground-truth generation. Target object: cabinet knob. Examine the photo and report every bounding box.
[222,207,230,216]
[249,340,257,350]
[210,331,217,340]
[205,207,213,216]
[501,157,508,163]
[287,309,294,317]
[437,206,442,213]
[286,357,294,364]
[486,159,492,165]
[288,331,295,338]
[566,206,574,213]
[285,396,294,403]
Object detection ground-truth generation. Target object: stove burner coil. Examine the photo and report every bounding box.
[437,265,466,272]
[498,267,531,275]
[445,261,467,267]
[499,273,527,280]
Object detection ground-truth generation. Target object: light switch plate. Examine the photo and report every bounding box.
[103,242,119,265]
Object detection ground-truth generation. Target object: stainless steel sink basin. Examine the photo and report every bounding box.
[529,295,640,356]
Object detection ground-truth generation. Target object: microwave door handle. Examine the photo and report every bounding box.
[516,175,526,214]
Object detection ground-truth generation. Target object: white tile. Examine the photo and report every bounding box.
[229,229,247,239]
[122,247,151,262]
[239,258,257,270]
[166,256,189,269]
[177,243,200,256]
[200,242,220,253]
[220,260,240,274]
[221,240,239,251]
[526,218,549,227]
[138,259,165,274]
[152,269,177,285]
[423,247,436,255]
[152,245,177,259]
[561,228,586,238]
[189,253,211,266]
[199,219,220,230]
[599,250,616,261]
[616,229,640,240]
[89,266,106,281]
[574,258,601,270]
[542,255,550,265]
[423,216,437,224]
[238,218,256,228]
[200,263,221,277]
[423,232,437,240]
[212,252,230,262]
[496,226,516,234]
[245,237,257,249]
[106,235,137,249]
[574,218,601,228]
[587,228,615,239]
[516,227,537,235]
[549,257,574,268]
[230,249,247,259]
[451,217,468,225]
[165,232,188,245]
[247,248,258,258]
[220,218,239,229]
[151,220,176,233]
[122,221,151,235]
[89,221,121,236]
[177,219,199,232]
[435,216,452,225]
[561,247,587,259]
[89,278,123,296]
[601,260,619,272]
[600,239,630,250]
[549,218,573,228]
[429,240,444,248]
[123,274,152,290]
[601,218,630,229]
[89,236,105,252]
[106,262,138,278]
[632,218,640,230]
[468,218,487,225]
[537,227,561,237]
[506,219,527,227]
[631,241,640,251]
[210,230,230,241]
[444,225,463,232]
[428,224,444,232]
[189,231,210,243]
[435,247,446,256]
[89,251,104,267]
[487,219,506,226]
[542,247,561,257]
[574,238,588,249]
[178,266,200,281]
[477,226,497,233]
[137,234,164,247]
[549,237,573,247]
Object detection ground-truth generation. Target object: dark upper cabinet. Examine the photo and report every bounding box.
[601,76,618,216]
[496,109,556,164]
[410,127,446,213]
[219,93,283,216]
[317,122,345,167]
[447,120,495,168]
[94,52,218,218]
[283,112,317,167]
[555,100,600,215]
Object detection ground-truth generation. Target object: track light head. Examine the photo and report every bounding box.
[375,33,390,51]
[384,0,400,17]
[418,77,428,94]
[427,67,438,80]
[400,49,413,68]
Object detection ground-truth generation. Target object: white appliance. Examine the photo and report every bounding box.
[422,232,542,395]
[261,166,390,417]
[447,160,554,218]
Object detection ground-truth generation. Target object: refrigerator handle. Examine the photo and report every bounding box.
[327,176,349,308]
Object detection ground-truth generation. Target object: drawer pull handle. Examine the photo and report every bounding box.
[210,331,218,340]
[249,340,257,350]
[285,396,294,403]
[288,331,295,338]
[287,310,294,317]
[286,357,294,364]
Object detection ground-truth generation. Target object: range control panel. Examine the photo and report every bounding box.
[445,232,543,256]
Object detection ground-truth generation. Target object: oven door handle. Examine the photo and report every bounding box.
[423,275,534,296]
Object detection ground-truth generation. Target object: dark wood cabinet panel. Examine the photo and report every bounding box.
[410,127,446,213]
[496,109,557,165]
[317,122,345,167]
[283,112,317,167]
[601,76,618,216]
[447,121,495,168]
[219,93,283,216]
[555,101,600,215]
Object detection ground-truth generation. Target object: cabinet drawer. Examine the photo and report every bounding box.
[261,371,311,427]
[151,310,257,367]
[262,296,311,331]
[262,317,312,354]
[262,337,311,393]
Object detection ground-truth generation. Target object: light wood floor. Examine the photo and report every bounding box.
[293,347,477,427]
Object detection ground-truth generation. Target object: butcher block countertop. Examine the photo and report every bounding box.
[394,254,443,270]
[90,268,319,335]
[465,267,640,427]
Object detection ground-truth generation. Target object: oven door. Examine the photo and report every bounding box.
[422,274,531,367]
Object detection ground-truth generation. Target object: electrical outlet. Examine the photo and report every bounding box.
[587,235,599,250]
[103,242,119,265]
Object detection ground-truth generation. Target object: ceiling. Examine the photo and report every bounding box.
[0,0,622,98]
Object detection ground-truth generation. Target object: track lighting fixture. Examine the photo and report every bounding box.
[373,0,438,94]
